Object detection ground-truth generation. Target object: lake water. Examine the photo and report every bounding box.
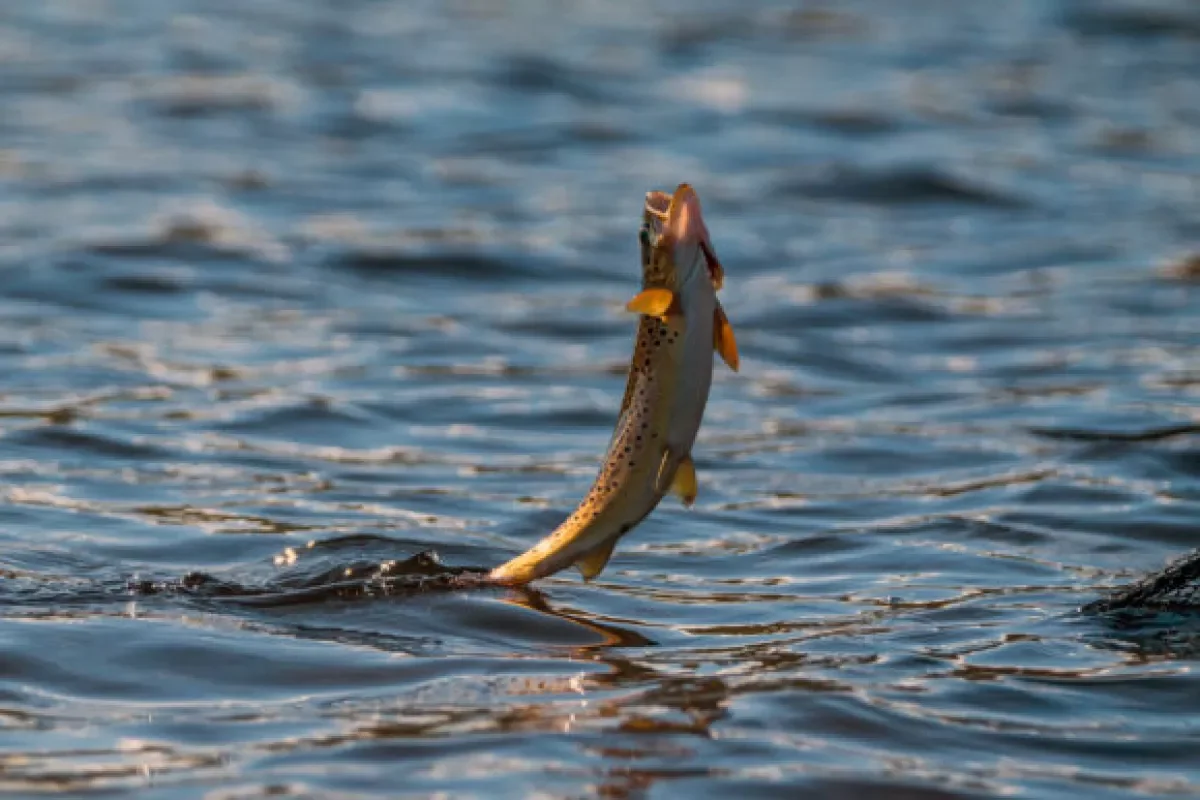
[1,1,1199,797]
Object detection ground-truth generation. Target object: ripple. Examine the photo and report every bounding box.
[137,73,305,118]
[329,247,551,283]
[1063,0,1200,39]
[1085,548,1200,613]
[6,425,168,461]
[81,202,287,264]
[1,0,1199,796]
[774,164,1029,209]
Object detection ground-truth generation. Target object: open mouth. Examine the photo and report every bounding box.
[643,188,724,290]
[648,187,720,291]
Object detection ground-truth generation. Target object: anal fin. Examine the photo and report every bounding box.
[670,454,698,507]
[626,288,677,321]
[576,538,618,581]
[714,303,739,372]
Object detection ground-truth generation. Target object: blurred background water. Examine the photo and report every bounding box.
[1,0,1199,797]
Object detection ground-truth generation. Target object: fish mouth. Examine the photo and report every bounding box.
[644,185,724,291]
[643,190,670,237]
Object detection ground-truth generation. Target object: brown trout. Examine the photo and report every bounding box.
[489,184,738,585]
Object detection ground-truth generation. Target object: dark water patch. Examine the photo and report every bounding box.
[775,164,1029,209]
[136,74,301,118]
[1030,423,1200,443]
[1085,548,1200,613]
[329,247,552,284]
[495,316,622,341]
[1062,1,1200,39]
[29,171,185,196]
[482,405,619,433]
[83,234,282,266]
[986,94,1075,123]
[747,333,906,384]
[688,778,989,800]
[216,398,379,438]
[776,7,870,38]
[494,55,611,103]
[565,118,636,145]
[85,239,270,264]
[100,271,189,295]
[657,13,757,59]
[5,424,170,462]
[752,106,905,137]
[319,107,408,142]
[1157,448,1200,481]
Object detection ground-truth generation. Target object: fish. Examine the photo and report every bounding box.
[489,183,738,585]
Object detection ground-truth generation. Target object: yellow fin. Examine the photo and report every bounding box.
[714,304,739,372]
[625,288,676,320]
[576,538,618,581]
[670,454,697,507]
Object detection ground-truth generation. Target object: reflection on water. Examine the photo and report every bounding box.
[1,0,1199,796]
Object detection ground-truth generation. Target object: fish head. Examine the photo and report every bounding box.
[640,183,724,293]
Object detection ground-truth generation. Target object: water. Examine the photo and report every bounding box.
[1,0,1199,796]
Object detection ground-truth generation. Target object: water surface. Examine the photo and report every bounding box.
[1,0,1199,797]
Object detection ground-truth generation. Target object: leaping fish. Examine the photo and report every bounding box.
[489,184,738,585]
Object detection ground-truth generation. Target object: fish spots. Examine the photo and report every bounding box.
[560,309,686,535]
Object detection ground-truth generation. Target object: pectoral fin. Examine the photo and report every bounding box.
[670,454,697,507]
[576,538,618,581]
[626,288,676,321]
[714,304,739,372]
